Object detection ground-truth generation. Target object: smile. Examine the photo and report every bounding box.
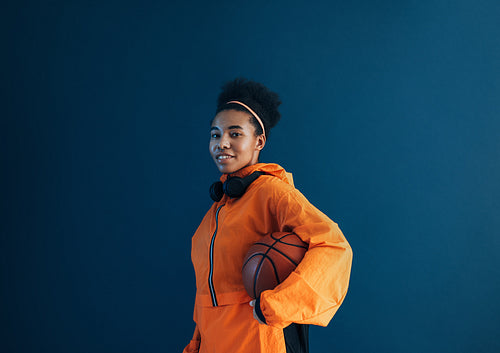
[217,155,234,160]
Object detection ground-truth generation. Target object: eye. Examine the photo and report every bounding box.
[210,132,220,139]
[230,132,241,137]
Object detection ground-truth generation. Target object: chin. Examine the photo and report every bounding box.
[214,163,230,174]
[218,166,237,174]
[214,162,240,174]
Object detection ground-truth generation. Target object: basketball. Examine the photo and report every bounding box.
[242,232,308,299]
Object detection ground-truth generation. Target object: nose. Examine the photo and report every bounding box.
[218,134,230,150]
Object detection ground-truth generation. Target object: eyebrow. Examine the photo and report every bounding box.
[210,125,243,131]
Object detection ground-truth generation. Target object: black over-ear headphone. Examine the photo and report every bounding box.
[209,171,265,202]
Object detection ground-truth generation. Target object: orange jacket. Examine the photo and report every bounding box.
[183,163,352,353]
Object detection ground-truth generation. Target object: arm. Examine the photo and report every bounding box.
[182,325,201,353]
[259,188,353,329]
[183,293,201,353]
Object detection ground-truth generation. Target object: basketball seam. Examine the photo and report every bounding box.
[251,238,281,299]
[252,253,281,298]
[243,233,308,299]
[270,233,308,248]
[252,242,301,267]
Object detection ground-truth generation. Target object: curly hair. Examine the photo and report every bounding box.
[214,78,282,137]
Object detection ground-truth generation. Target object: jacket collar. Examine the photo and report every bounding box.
[220,163,293,186]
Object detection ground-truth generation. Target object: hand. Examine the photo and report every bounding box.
[249,300,266,325]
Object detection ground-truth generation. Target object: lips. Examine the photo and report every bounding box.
[216,153,234,162]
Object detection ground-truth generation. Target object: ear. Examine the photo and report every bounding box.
[255,134,266,151]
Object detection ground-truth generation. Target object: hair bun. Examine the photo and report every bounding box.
[215,78,282,137]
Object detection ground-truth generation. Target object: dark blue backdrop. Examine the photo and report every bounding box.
[2,1,499,352]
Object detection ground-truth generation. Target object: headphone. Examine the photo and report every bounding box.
[210,171,265,202]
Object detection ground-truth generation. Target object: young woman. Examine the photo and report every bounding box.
[183,78,352,353]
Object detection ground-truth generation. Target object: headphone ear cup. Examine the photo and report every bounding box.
[209,181,224,202]
[223,177,246,198]
[209,171,265,201]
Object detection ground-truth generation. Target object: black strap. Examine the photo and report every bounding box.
[284,323,309,353]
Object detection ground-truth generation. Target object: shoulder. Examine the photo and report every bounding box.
[250,174,305,209]
[257,174,295,195]
[257,174,316,209]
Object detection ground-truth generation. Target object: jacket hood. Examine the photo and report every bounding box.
[220,163,294,186]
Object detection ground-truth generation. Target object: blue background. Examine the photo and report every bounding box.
[2,0,499,352]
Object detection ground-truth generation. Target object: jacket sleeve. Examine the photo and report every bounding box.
[182,324,201,353]
[183,293,201,353]
[259,188,353,329]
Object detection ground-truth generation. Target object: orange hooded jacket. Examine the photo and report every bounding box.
[183,163,352,353]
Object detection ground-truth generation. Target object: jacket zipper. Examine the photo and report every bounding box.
[208,203,225,307]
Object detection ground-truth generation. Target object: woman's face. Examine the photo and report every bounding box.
[210,109,266,174]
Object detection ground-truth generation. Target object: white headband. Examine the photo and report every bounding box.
[226,100,266,137]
